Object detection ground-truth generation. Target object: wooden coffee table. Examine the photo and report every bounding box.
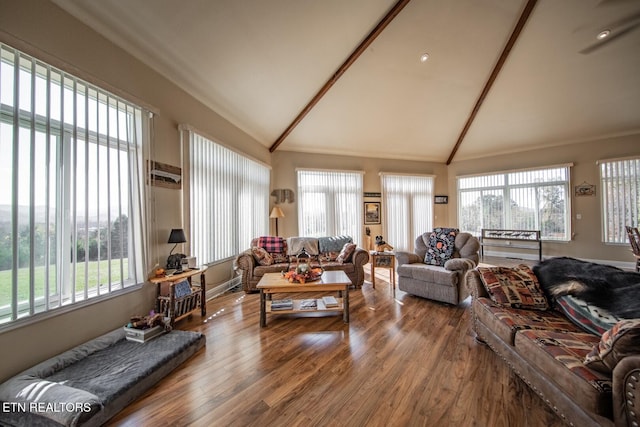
[257,270,351,327]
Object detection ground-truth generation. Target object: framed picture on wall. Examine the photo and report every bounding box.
[575,182,595,197]
[364,202,381,224]
[434,195,448,204]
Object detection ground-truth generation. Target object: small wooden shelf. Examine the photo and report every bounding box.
[150,267,207,326]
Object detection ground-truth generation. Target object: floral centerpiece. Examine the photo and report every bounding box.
[282,267,323,284]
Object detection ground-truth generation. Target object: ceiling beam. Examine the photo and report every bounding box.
[446,0,538,165]
[269,0,412,153]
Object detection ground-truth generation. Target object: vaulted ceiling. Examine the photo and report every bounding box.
[52,0,640,163]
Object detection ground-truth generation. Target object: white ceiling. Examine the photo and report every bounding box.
[52,0,640,162]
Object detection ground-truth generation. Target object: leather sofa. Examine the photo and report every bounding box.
[466,268,640,427]
[235,236,369,293]
[395,231,480,304]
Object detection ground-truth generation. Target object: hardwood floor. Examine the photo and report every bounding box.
[108,259,564,427]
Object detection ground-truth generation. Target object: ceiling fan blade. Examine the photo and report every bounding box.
[580,21,640,54]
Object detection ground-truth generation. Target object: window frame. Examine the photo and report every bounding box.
[599,156,640,244]
[457,164,572,241]
[296,168,363,245]
[0,42,149,329]
[186,128,270,265]
[380,173,435,252]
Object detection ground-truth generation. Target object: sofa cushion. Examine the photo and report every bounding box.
[336,243,357,263]
[320,261,355,274]
[321,251,341,262]
[477,265,549,311]
[424,228,458,266]
[555,295,621,337]
[397,263,457,287]
[474,298,577,345]
[584,319,640,374]
[515,329,612,419]
[251,246,273,266]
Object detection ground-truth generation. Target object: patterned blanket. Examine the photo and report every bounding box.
[318,235,352,253]
[258,236,285,253]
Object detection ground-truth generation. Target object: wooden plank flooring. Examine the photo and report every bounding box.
[108,259,565,427]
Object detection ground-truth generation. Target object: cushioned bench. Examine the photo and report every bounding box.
[0,328,205,426]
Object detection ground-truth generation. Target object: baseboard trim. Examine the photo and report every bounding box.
[206,275,242,300]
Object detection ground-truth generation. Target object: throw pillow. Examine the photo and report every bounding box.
[424,227,458,266]
[271,252,288,263]
[251,246,273,266]
[336,243,357,263]
[584,319,640,374]
[322,251,341,262]
[555,295,621,336]
[478,264,550,311]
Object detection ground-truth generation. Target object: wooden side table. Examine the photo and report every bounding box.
[370,251,396,295]
[149,267,207,326]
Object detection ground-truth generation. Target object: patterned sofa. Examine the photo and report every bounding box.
[235,236,370,293]
[466,264,640,427]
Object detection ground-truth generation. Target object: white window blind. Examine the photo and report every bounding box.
[0,42,149,327]
[297,169,363,245]
[380,173,434,252]
[600,157,640,243]
[189,131,270,264]
[457,165,571,240]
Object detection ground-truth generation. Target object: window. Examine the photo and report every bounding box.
[297,169,363,245]
[188,131,270,264]
[380,173,434,252]
[0,43,149,326]
[600,156,640,243]
[457,165,571,240]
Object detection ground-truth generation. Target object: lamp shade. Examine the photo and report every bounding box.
[168,228,187,244]
[269,206,285,219]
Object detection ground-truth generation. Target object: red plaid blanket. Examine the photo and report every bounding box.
[258,236,285,253]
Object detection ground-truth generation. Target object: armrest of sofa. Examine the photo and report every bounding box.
[613,355,640,427]
[465,269,489,299]
[234,249,255,292]
[395,251,421,266]
[444,258,476,272]
[351,248,370,268]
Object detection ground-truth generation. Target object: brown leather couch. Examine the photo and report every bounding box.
[235,236,369,293]
[466,269,640,427]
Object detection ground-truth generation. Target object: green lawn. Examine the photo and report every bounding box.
[0,259,129,306]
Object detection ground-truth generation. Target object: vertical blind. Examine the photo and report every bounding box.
[600,156,640,243]
[380,173,434,252]
[0,42,149,326]
[189,131,270,264]
[297,169,363,246]
[457,165,571,240]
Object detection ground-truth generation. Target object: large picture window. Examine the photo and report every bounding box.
[297,169,363,245]
[457,165,571,240]
[600,156,640,243]
[381,173,434,252]
[0,43,149,326]
[188,131,270,264]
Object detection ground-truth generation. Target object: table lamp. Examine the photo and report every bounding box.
[167,228,187,270]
